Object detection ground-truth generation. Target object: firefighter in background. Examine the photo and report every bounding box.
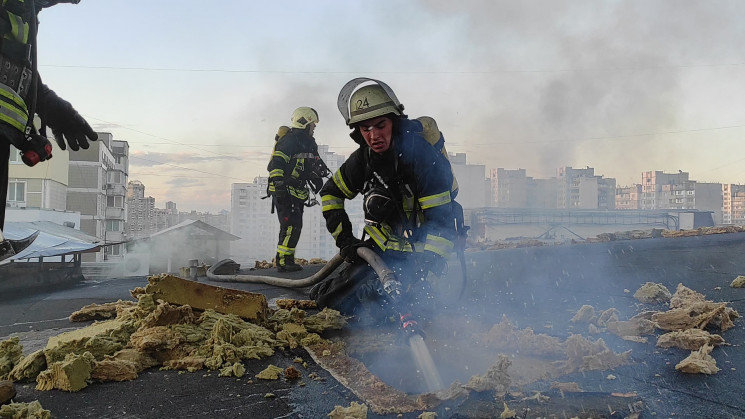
[267,106,328,272]
[0,0,98,261]
[310,78,463,325]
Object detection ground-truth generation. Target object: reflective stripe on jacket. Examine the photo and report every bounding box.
[0,0,33,133]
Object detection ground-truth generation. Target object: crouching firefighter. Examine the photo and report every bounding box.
[310,78,467,332]
[266,106,329,272]
[1,0,98,261]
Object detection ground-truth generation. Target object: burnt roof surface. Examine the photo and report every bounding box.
[2,232,745,418]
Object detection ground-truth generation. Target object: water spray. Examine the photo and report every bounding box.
[356,247,445,392]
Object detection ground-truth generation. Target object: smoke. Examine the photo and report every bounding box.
[408,0,744,182]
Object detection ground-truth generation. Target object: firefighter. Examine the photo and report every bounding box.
[0,0,98,261]
[310,78,460,325]
[267,106,328,272]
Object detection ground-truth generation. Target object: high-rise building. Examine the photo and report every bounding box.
[722,184,745,225]
[641,171,694,210]
[126,180,156,239]
[557,166,616,210]
[615,185,642,210]
[67,132,129,261]
[449,153,489,209]
[490,168,532,208]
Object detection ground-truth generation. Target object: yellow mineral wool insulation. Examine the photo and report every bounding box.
[68,300,136,322]
[731,276,745,288]
[275,323,312,349]
[0,337,23,379]
[302,308,347,333]
[35,352,95,392]
[44,319,130,361]
[144,274,268,322]
[675,344,720,374]
[656,329,726,351]
[595,308,620,327]
[9,349,46,382]
[162,356,206,372]
[669,283,707,309]
[500,402,516,418]
[139,302,197,329]
[274,298,317,310]
[255,364,284,380]
[570,305,596,323]
[328,401,368,419]
[652,301,739,332]
[0,400,51,419]
[478,317,564,357]
[633,282,672,304]
[107,348,159,371]
[560,334,631,374]
[464,354,511,395]
[606,318,657,338]
[129,326,184,352]
[218,362,246,378]
[91,358,139,382]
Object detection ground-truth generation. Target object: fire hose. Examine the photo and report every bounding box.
[206,247,395,290]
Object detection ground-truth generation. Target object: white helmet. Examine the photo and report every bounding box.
[290,107,319,129]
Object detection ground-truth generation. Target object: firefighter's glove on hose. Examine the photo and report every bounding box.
[273,180,289,199]
[309,177,324,194]
[36,89,97,151]
[339,236,369,264]
[420,250,448,277]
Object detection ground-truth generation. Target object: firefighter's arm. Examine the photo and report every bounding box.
[35,80,98,152]
[414,146,457,267]
[321,152,363,248]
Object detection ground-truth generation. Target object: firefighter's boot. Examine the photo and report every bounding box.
[276,253,302,273]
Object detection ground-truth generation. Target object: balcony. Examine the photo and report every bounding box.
[106,207,125,219]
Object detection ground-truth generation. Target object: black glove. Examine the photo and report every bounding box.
[419,250,448,277]
[35,83,97,151]
[272,180,288,199]
[338,236,369,264]
[309,178,324,194]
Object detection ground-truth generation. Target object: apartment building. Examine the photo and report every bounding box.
[489,168,532,208]
[449,153,490,209]
[616,185,641,210]
[7,139,70,211]
[67,132,129,261]
[723,184,745,225]
[557,166,616,210]
[126,180,156,239]
[640,171,693,210]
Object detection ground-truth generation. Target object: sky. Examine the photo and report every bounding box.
[35,0,745,212]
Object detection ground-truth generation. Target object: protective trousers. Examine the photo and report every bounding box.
[274,196,304,267]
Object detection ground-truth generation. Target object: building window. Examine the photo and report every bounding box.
[7,181,26,204]
[107,195,124,208]
[106,220,123,232]
[8,146,21,163]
